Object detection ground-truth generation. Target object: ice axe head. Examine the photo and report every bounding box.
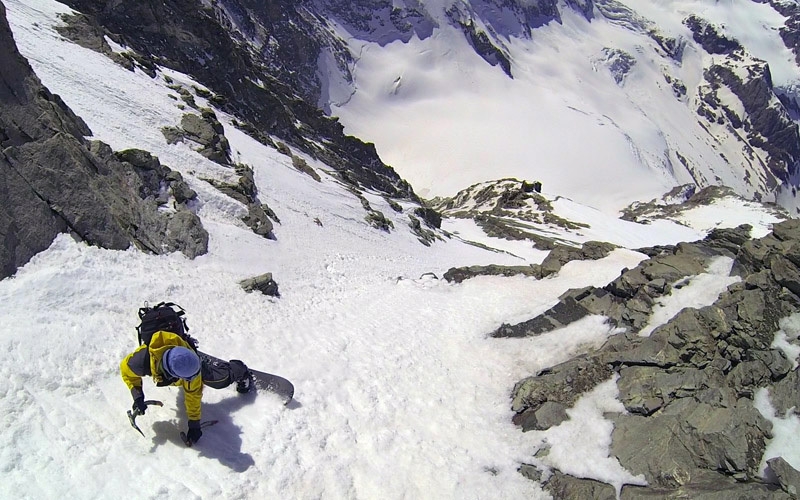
[126,400,163,437]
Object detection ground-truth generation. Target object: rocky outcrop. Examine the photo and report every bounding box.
[503,220,779,349]
[0,4,207,279]
[447,5,512,77]
[204,164,277,239]
[114,148,199,207]
[684,15,743,55]
[162,110,232,165]
[684,15,800,190]
[765,1,800,68]
[408,214,443,247]
[56,0,416,201]
[704,62,800,185]
[434,178,588,251]
[622,185,789,226]
[444,240,616,285]
[768,457,800,498]
[506,219,800,498]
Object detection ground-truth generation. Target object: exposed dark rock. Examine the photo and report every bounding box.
[113,148,198,207]
[541,241,617,276]
[518,463,543,483]
[448,264,541,284]
[511,400,569,431]
[491,240,725,339]
[204,164,276,239]
[167,173,198,205]
[619,468,789,499]
[413,207,442,229]
[291,154,321,182]
[162,110,231,165]
[767,456,800,498]
[704,63,800,184]
[385,197,403,213]
[703,224,753,255]
[454,16,512,77]
[602,47,636,84]
[612,398,772,485]
[365,210,394,232]
[408,215,442,247]
[684,15,744,55]
[509,219,800,497]
[678,14,800,195]
[544,470,617,500]
[765,1,800,68]
[239,272,280,297]
[0,4,207,278]
[435,178,593,251]
[565,0,595,21]
[445,240,615,287]
[57,0,417,201]
[473,214,559,250]
[495,289,595,338]
[511,354,614,417]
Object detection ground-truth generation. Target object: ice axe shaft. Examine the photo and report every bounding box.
[127,400,164,437]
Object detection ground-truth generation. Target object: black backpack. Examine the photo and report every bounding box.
[136,302,199,351]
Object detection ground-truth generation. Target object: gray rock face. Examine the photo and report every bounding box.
[512,355,612,429]
[163,110,232,165]
[0,3,207,278]
[613,398,772,484]
[507,219,800,498]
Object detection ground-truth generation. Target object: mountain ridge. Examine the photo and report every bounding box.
[32,0,800,212]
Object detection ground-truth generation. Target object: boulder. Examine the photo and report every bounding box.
[204,164,276,239]
[612,398,772,486]
[767,457,800,498]
[240,273,280,297]
[544,470,617,500]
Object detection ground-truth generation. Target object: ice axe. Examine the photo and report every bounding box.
[127,400,164,437]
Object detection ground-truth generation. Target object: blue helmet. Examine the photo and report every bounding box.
[162,347,201,380]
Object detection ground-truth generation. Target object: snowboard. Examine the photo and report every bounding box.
[198,351,294,405]
[249,368,294,405]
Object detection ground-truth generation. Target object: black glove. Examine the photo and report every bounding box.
[132,396,147,415]
[186,420,202,444]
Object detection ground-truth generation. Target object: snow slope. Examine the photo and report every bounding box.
[1,1,798,499]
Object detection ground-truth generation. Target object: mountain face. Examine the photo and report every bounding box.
[56,0,415,200]
[46,0,800,214]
